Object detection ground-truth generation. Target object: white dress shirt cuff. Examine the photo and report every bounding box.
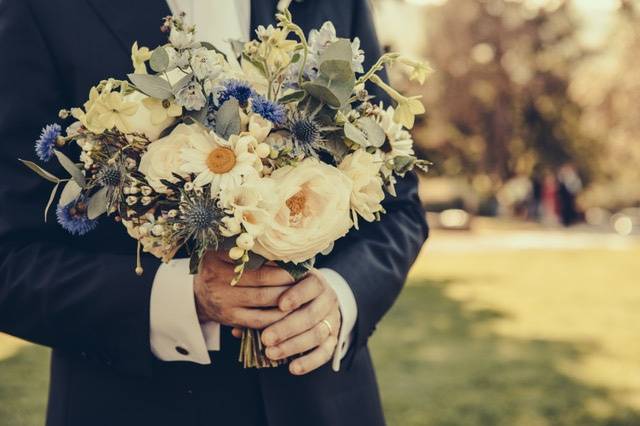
[149,258,219,364]
[318,268,358,372]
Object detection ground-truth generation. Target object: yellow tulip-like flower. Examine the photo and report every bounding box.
[399,57,433,85]
[370,74,425,129]
[142,97,182,125]
[393,96,425,129]
[255,25,298,70]
[131,42,152,74]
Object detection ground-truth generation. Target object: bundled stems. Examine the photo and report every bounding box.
[239,329,285,368]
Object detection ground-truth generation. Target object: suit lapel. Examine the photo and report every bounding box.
[85,0,171,54]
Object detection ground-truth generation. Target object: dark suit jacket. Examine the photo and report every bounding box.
[0,0,428,425]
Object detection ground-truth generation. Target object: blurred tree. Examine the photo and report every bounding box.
[571,0,640,208]
[395,0,600,188]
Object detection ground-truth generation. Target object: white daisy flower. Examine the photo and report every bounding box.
[377,105,415,161]
[180,132,262,196]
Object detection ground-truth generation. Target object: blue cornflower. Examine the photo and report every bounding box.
[251,94,287,125]
[56,199,98,236]
[35,123,61,162]
[217,80,254,107]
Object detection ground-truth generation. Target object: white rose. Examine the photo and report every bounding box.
[252,159,353,264]
[338,150,385,228]
[123,91,175,140]
[139,123,206,192]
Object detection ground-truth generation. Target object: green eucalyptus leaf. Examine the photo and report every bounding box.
[215,98,241,139]
[278,90,306,104]
[393,155,416,175]
[53,150,86,187]
[127,73,173,100]
[344,122,368,146]
[44,182,60,222]
[302,82,341,108]
[58,180,82,207]
[357,117,385,148]
[19,159,60,183]
[149,47,170,73]
[87,186,109,219]
[276,259,315,281]
[319,60,353,82]
[319,39,354,67]
[172,73,194,94]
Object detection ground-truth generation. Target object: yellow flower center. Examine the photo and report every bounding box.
[286,192,306,216]
[206,147,236,174]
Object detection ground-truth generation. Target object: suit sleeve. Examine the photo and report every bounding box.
[317,0,429,366]
[0,0,160,378]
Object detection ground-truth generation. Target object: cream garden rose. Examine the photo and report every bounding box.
[338,150,385,228]
[138,123,206,192]
[252,159,353,264]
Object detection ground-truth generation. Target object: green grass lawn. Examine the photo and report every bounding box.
[1,237,640,426]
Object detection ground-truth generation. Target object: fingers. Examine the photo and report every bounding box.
[235,265,295,287]
[233,285,290,308]
[265,312,338,361]
[289,334,338,375]
[278,273,324,312]
[261,289,335,347]
[229,308,288,329]
[231,327,242,338]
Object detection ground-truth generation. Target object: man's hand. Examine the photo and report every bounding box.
[240,270,341,375]
[194,251,295,329]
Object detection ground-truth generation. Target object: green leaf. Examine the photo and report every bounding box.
[344,122,368,146]
[149,47,170,73]
[19,159,60,183]
[393,155,416,175]
[301,82,342,108]
[215,99,241,139]
[277,90,306,104]
[357,117,385,148]
[53,150,85,187]
[277,259,315,281]
[127,73,173,100]
[318,39,354,82]
[172,73,194,95]
[87,186,109,219]
[58,180,82,207]
[319,60,353,82]
[44,182,60,222]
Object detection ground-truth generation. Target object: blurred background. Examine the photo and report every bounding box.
[1,0,639,425]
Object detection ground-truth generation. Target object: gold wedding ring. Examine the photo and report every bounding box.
[322,319,333,335]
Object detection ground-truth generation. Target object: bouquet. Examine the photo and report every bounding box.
[21,9,431,368]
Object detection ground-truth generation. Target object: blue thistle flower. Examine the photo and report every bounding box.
[251,94,287,125]
[217,80,254,107]
[35,124,61,162]
[56,198,98,236]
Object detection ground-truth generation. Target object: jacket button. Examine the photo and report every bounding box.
[175,346,189,356]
